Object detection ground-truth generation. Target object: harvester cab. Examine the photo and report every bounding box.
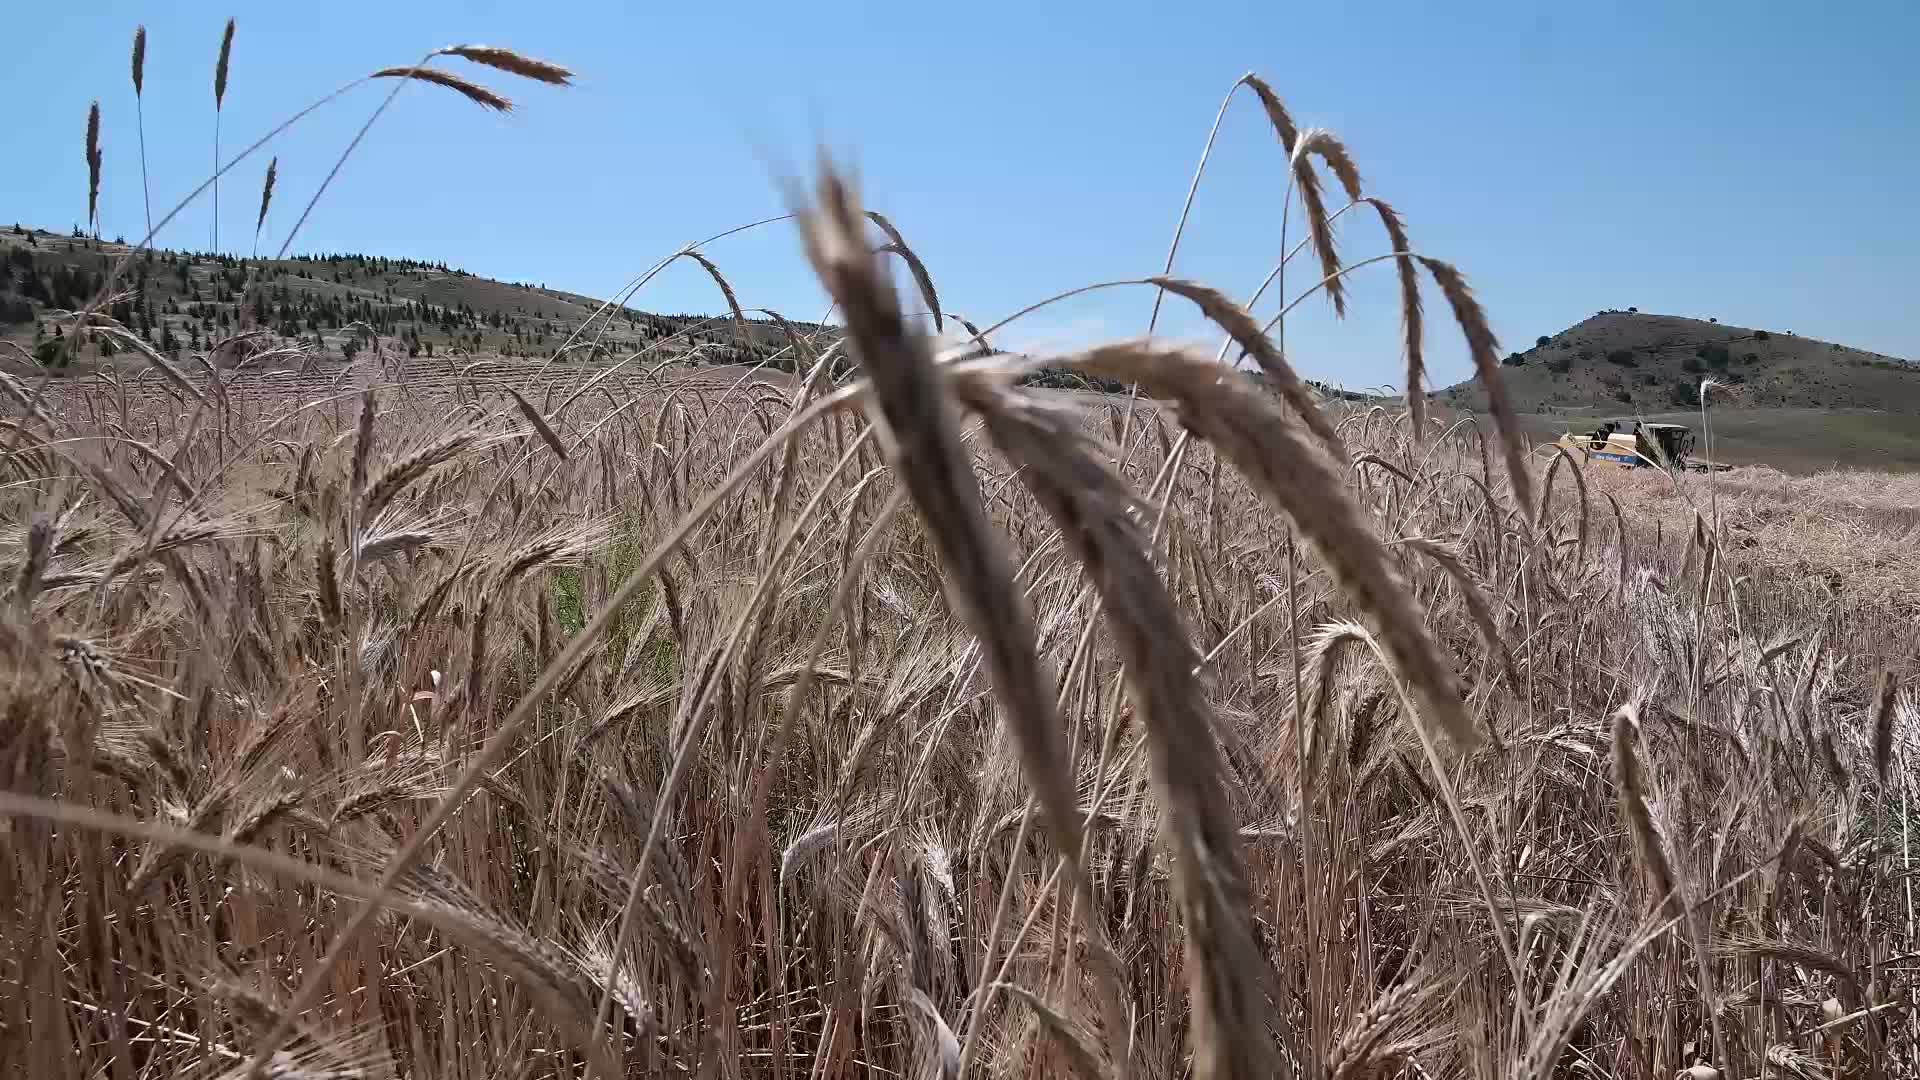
[1637,423,1694,469]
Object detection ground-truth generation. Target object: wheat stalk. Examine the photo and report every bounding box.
[799,162,1135,1068]
[131,25,151,243]
[957,368,1279,1080]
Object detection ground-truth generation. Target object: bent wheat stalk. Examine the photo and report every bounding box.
[957,369,1279,1080]
[798,162,1132,1066]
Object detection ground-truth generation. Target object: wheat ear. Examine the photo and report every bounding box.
[867,211,942,332]
[677,250,747,345]
[1366,198,1425,436]
[1872,671,1897,785]
[1147,276,1346,461]
[508,388,568,459]
[370,67,512,112]
[252,156,276,256]
[1612,700,1678,906]
[437,45,575,85]
[1419,256,1532,510]
[1290,128,1364,318]
[85,102,103,237]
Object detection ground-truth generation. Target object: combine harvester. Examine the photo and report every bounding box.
[1553,419,1734,473]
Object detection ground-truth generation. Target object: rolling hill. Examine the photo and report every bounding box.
[1435,310,1919,472]
[0,224,816,373]
[1438,310,1916,414]
[0,223,1137,393]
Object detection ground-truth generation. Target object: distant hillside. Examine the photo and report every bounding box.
[1437,310,1916,414]
[0,223,1152,396]
[0,224,819,372]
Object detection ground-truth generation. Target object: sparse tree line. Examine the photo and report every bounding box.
[3,224,862,370]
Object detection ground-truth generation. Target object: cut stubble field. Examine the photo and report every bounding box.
[3,31,1917,1080]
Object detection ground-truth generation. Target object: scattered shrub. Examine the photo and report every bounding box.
[1606,348,1637,366]
[1021,368,1127,393]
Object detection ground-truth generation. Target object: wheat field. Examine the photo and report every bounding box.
[3,37,1916,1080]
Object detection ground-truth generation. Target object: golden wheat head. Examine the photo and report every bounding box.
[372,66,513,112]
[255,156,277,233]
[84,101,103,232]
[438,45,574,85]
[131,25,147,96]
[214,18,235,108]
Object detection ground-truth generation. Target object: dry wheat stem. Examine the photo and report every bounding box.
[800,165,1136,1071]
[131,25,151,243]
[212,18,235,251]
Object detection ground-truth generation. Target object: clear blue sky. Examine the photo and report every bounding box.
[8,1,1916,388]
